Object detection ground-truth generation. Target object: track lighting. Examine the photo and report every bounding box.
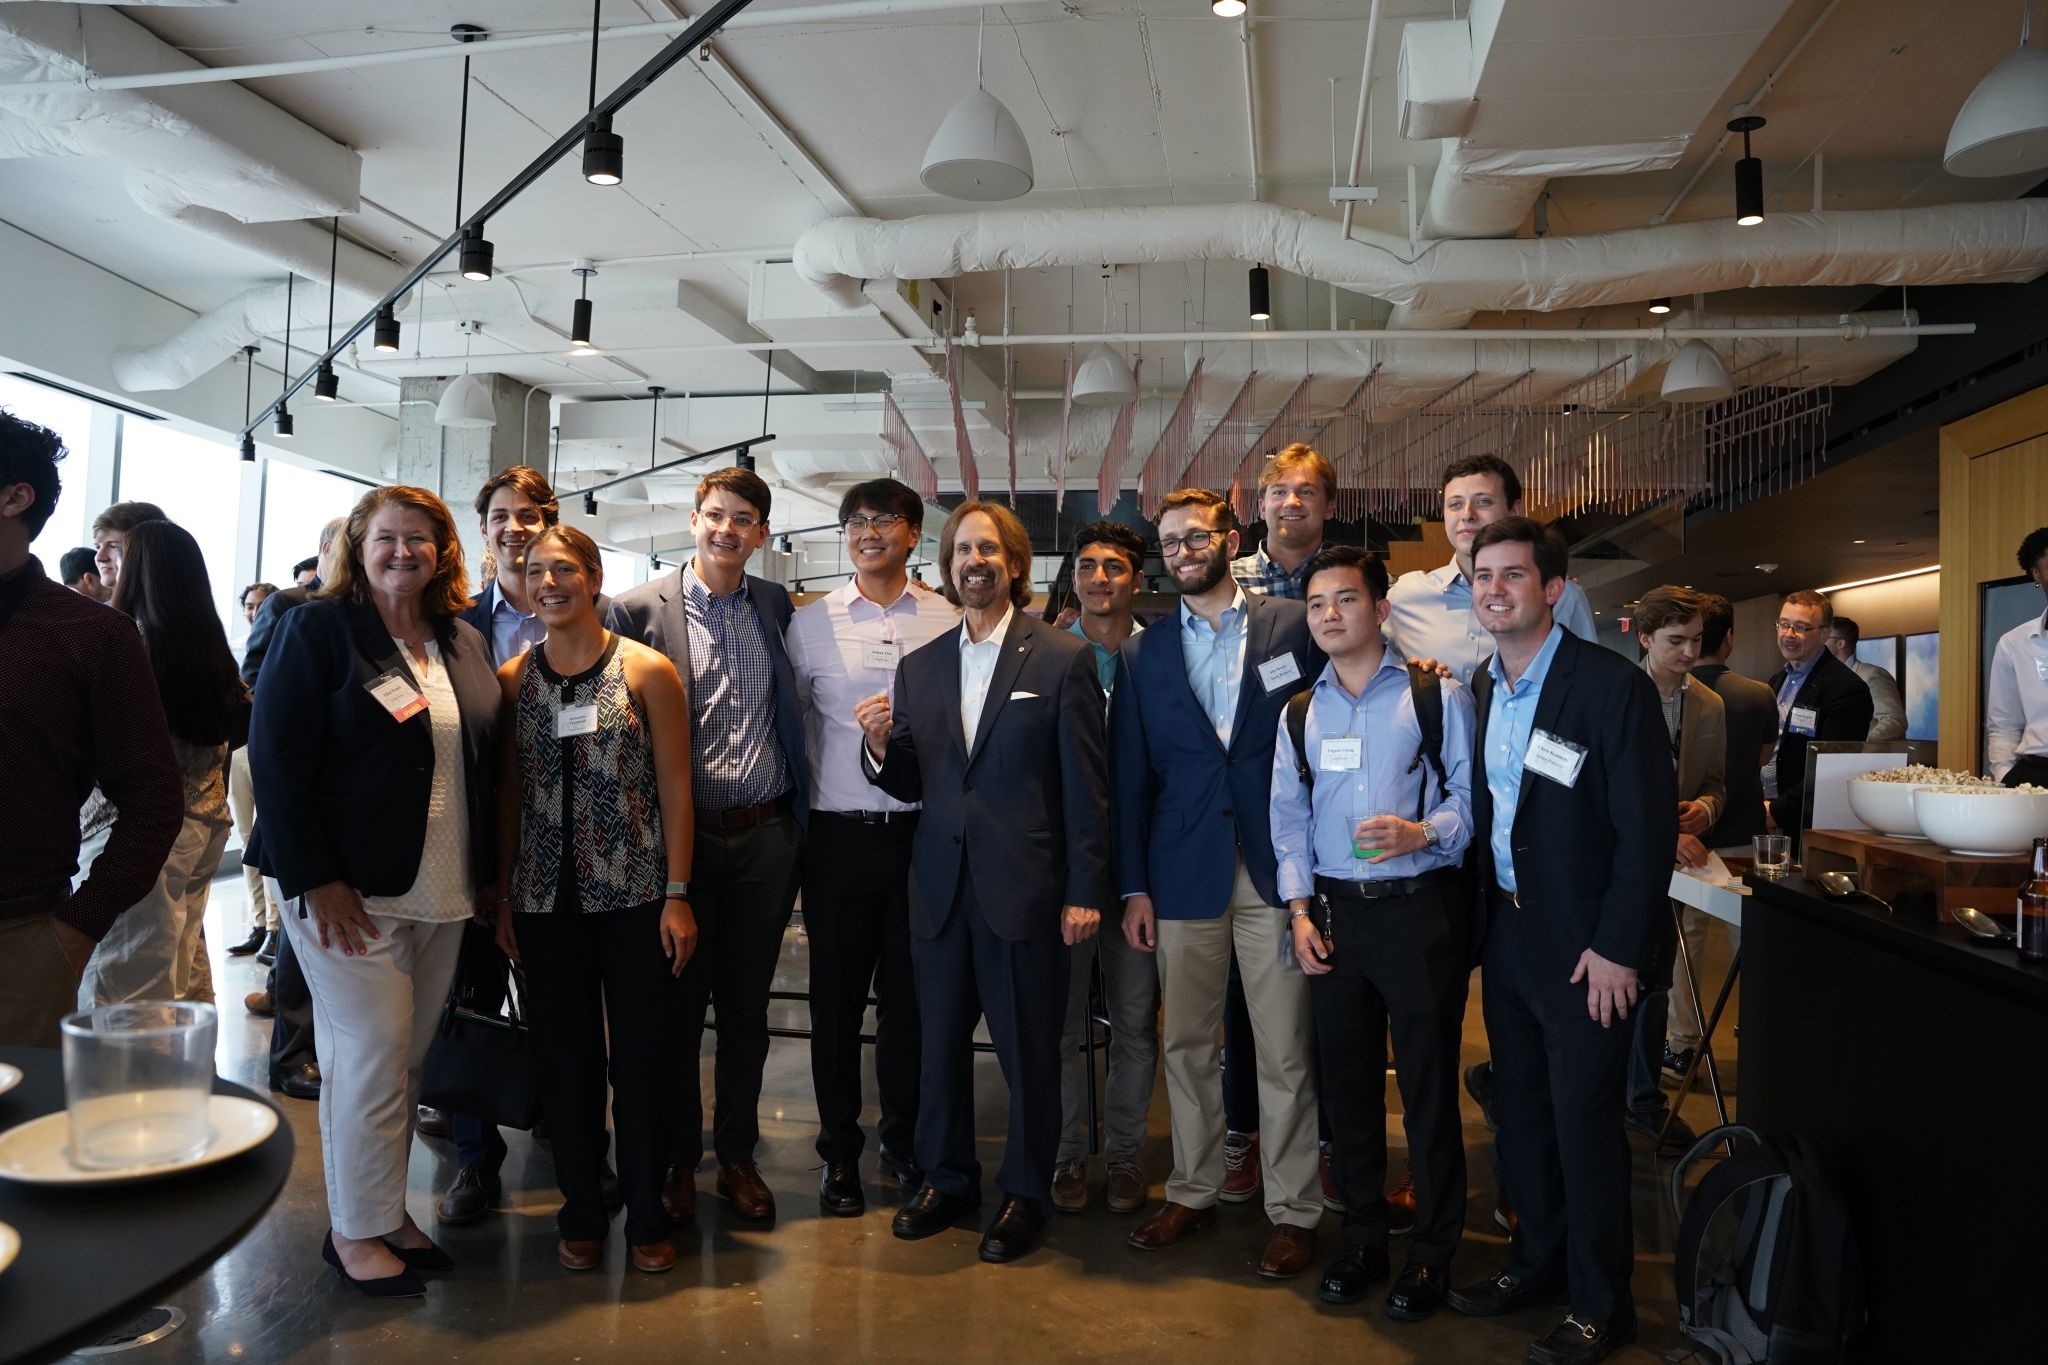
[240,343,258,461]
[584,491,598,516]
[460,223,494,281]
[1248,265,1271,321]
[1648,297,1673,315]
[569,261,599,354]
[1728,113,1767,226]
[314,362,339,401]
[316,216,340,402]
[277,273,296,436]
[240,434,256,462]
[583,114,623,185]
[374,303,401,352]
[274,403,295,438]
[452,45,495,280]
[1212,0,1247,15]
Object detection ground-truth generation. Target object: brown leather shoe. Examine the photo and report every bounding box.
[1258,1223,1316,1279]
[1105,1161,1146,1215]
[1387,1166,1418,1236]
[1126,1200,1217,1251]
[1051,1159,1088,1213]
[630,1240,676,1274]
[716,1162,776,1221]
[662,1166,696,1226]
[243,989,274,1018]
[558,1239,603,1272]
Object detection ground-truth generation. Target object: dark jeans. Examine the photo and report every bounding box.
[670,811,803,1171]
[267,920,316,1075]
[518,902,675,1245]
[803,811,920,1164]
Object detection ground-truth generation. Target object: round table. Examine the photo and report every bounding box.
[0,1046,293,1365]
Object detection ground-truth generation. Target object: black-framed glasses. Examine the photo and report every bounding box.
[843,513,908,534]
[1775,619,1821,635]
[1159,529,1222,556]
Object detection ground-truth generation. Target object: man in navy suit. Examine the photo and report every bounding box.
[1446,517,1675,1365]
[861,500,1111,1265]
[608,466,809,1227]
[1115,487,1326,1281]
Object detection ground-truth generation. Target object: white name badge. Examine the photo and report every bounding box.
[1319,737,1362,772]
[364,670,426,723]
[1525,728,1588,788]
[1257,653,1302,693]
[862,640,902,672]
[556,705,599,739]
[1789,705,1819,737]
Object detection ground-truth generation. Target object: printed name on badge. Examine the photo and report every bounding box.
[556,705,599,739]
[1525,728,1588,788]
[365,671,427,723]
[1319,737,1362,772]
[1257,653,1302,693]
[862,641,902,672]
[1789,705,1819,737]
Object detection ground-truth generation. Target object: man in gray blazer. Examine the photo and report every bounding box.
[607,466,810,1227]
[1824,615,1907,743]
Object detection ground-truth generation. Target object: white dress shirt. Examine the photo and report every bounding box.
[786,578,959,813]
[1383,559,1598,685]
[958,604,1015,750]
[1987,610,2048,779]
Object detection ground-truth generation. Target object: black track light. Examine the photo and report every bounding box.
[1648,297,1673,315]
[1248,264,1271,321]
[240,343,259,461]
[1728,113,1767,227]
[317,216,340,402]
[374,303,401,352]
[277,273,295,436]
[571,297,596,353]
[461,223,494,281]
[274,403,295,438]
[583,114,623,186]
[240,433,257,462]
[584,491,598,517]
[314,361,339,401]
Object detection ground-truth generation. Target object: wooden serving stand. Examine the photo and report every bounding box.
[1800,828,2029,918]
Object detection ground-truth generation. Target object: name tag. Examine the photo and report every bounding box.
[556,705,599,739]
[1257,653,1302,693]
[1319,737,1362,772]
[862,640,902,671]
[365,670,426,723]
[1526,728,1587,788]
[1789,705,1818,737]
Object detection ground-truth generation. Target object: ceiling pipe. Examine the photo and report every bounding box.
[1336,0,1383,245]
[1239,2,1263,202]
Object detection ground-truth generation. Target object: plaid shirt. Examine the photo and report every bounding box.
[1230,544,1313,600]
[682,563,791,810]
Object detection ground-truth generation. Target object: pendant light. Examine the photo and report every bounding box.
[1072,268,1136,407]
[1248,265,1271,321]
[436,320,498,428]
[920,10,1033,201]
[1212,0,1247,14]
[1728,113,1767,226]
[1946,6,2048,176]
[274,273,295,437]
[582,1,624,185]
[1662,339,1734,403]
[239,343,258,461]
[569,260,599,354]
[314,217,340,400]
[1648,297,1673,315]
[453,42,494,281]
[374,303,401,353]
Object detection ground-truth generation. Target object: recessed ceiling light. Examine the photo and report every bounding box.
[1852,538,1866,544]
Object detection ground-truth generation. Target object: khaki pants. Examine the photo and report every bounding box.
[0,913,82,1048]
[77,813,227,1010]
[1666,905,1712,1051]
[227,749,282,933]
[1154,861,1321,1227]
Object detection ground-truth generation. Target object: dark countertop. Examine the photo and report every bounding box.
[1743,869,2048,1011]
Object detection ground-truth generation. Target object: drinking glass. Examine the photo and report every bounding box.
[1752,834,1792,880]
[1353,806,1391,861]
[59,1002,217,1170]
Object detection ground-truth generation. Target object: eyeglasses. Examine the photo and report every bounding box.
[1158,529,1222,556]
[843,514,907,534]
[697,508,761,531]
[1775,620,1821,635]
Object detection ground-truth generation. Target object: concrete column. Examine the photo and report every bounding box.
[395,373,550,582]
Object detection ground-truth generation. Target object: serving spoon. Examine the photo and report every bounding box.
[1816,870,1896,915]
[1952,905,2016,945]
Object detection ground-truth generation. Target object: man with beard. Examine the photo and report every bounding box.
[1116,488,1325,1280]
[861,500,1110,1265]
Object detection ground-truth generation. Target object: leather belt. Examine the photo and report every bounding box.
[696,793,793,829]
[816,808,915,825]
[0,881,69,919]
[1315,868,1455,903]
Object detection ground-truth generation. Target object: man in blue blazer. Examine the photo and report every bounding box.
[606,465,808,1228]
[861,500,1111,1265]
[1447,517,1675,1365]
[1114,487,1326,1281]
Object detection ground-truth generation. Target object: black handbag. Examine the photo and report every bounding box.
[420,923,544,1131]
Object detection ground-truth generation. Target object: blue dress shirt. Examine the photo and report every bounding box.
[1761,652,1820,798]
[1270,652,1475,900]
[1181,589,1248,746]
[1484,622,1566,894]
[484,579,547,667]
[1384,560,1598,685]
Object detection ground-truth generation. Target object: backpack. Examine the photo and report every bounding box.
[1283,663,1448,821]
[1669,1124,1865,1365]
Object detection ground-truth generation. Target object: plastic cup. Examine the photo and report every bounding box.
[59,1002,217,1170]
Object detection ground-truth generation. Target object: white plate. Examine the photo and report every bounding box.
[0,1095,278,1186]
[0,1063,21,1098]
[0,1220,17,1276]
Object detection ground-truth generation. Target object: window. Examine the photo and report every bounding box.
[117,421,244,633]
[261,459,366,591]
[599,544,645,599]
[0,374,96,568]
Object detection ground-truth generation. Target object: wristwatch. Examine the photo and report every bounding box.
[1419,820,1440,848]
[665,881,692,899]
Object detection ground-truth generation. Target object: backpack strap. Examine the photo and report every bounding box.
[1672,1126,1790,1342]
[1404,664,1449,822]
[1285,689,1314,793]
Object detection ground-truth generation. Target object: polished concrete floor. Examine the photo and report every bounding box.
[88,873,1740,1364]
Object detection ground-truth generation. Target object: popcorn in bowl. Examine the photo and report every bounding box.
[1854,765,1999,787]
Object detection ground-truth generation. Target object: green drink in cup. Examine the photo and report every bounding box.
[1353,806,1390,861]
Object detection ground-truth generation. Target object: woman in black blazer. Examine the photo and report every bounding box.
[248,485,499,1300]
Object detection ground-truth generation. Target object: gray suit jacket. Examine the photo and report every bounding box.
[1675,678,1728,828]
[1848,659,1907,742]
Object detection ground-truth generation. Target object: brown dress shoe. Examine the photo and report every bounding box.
[1051,1159,1088,1213]
[1258,1223,1316,1279]
[662,1166,697,1226]
[243,989,274,1018]
[1105,1161,1146,1215]
[630,1240,676,1274]
[1386,1166,1418,1236]
[1126,1201,1217,1251]
[716,1162,777,1221]
[558,1239,603,1272]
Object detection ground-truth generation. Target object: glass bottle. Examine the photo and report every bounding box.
[2020,837,2048,963]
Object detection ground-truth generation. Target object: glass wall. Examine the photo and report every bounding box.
[1,374,95,569]
[260,459,366,590]
[117,421,244,632]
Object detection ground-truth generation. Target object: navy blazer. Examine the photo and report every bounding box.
[1109,593,1321,918]
[458,581,614,667]
[605,568,809,825]
[246,597,501,902]
[1763,648,1873,832]
[1468,629,1676,979]
[240,580,316,687]
[867,611,1112,941]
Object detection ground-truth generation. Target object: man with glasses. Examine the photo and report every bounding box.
[786,479,957,1218]
[1762,590,1872,839]
[609,466,809,1228]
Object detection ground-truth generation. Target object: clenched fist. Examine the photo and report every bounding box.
[855,691,893,759]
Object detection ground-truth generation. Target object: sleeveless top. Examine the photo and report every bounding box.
[511,634,665,915]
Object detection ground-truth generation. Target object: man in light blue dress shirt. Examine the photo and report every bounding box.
[1270,546,1476,1322]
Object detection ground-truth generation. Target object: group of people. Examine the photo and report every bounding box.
[9,402,2048,1365]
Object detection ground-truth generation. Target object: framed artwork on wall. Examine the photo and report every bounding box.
[1903,632,1940,743]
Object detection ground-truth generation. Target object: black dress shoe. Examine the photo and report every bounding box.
[1447,1270,1569,1317]
[436,1164,499,1226]
[228,925,268,956]
[891,1185,980,1240]
[321,1231,424,1299]
[272,1061,321,1100]
[1525,1312,1637,1365]
[1384,1262,1450,1322]
[977,1196,1045,1264]
[1319,1246,1390,1305]
[255,929,280,966]
[820,1162,865,1217]
[877,1146,923,1193]
[382,1238,455,1272]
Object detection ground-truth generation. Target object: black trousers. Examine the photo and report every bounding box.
[267,922,315,1074]
[1310,876,1469,1265]
[912,868,1067,1216]
[519,902,675,1245]
[1483,889,1637,1324]
[803,811,921,1163]
[670,811,802,1171]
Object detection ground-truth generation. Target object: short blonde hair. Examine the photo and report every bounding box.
[1258,442,1336,501]
[320,484,471,619]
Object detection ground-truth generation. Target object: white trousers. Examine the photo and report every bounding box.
[77,813,227,1010]
[284,907,465,1239]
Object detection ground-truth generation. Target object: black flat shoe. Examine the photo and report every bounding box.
[820,1161,865,1217]
[1525,1312,1637,1365]
[891,1185,980,1240]
[227,925,268,956]
[1447,1270,1569,1318]
[877,1145,923,1193]
[977,1196,1045,1263]
[382,1237,455,1272]
[1319,1247,1390,1305]
[322,1232,424,1298]
[1384,1262,1450,1322]
[271,1062,321,1101]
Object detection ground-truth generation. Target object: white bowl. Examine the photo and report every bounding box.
[1846,778,1930,839]
[1911,787,2048,857]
